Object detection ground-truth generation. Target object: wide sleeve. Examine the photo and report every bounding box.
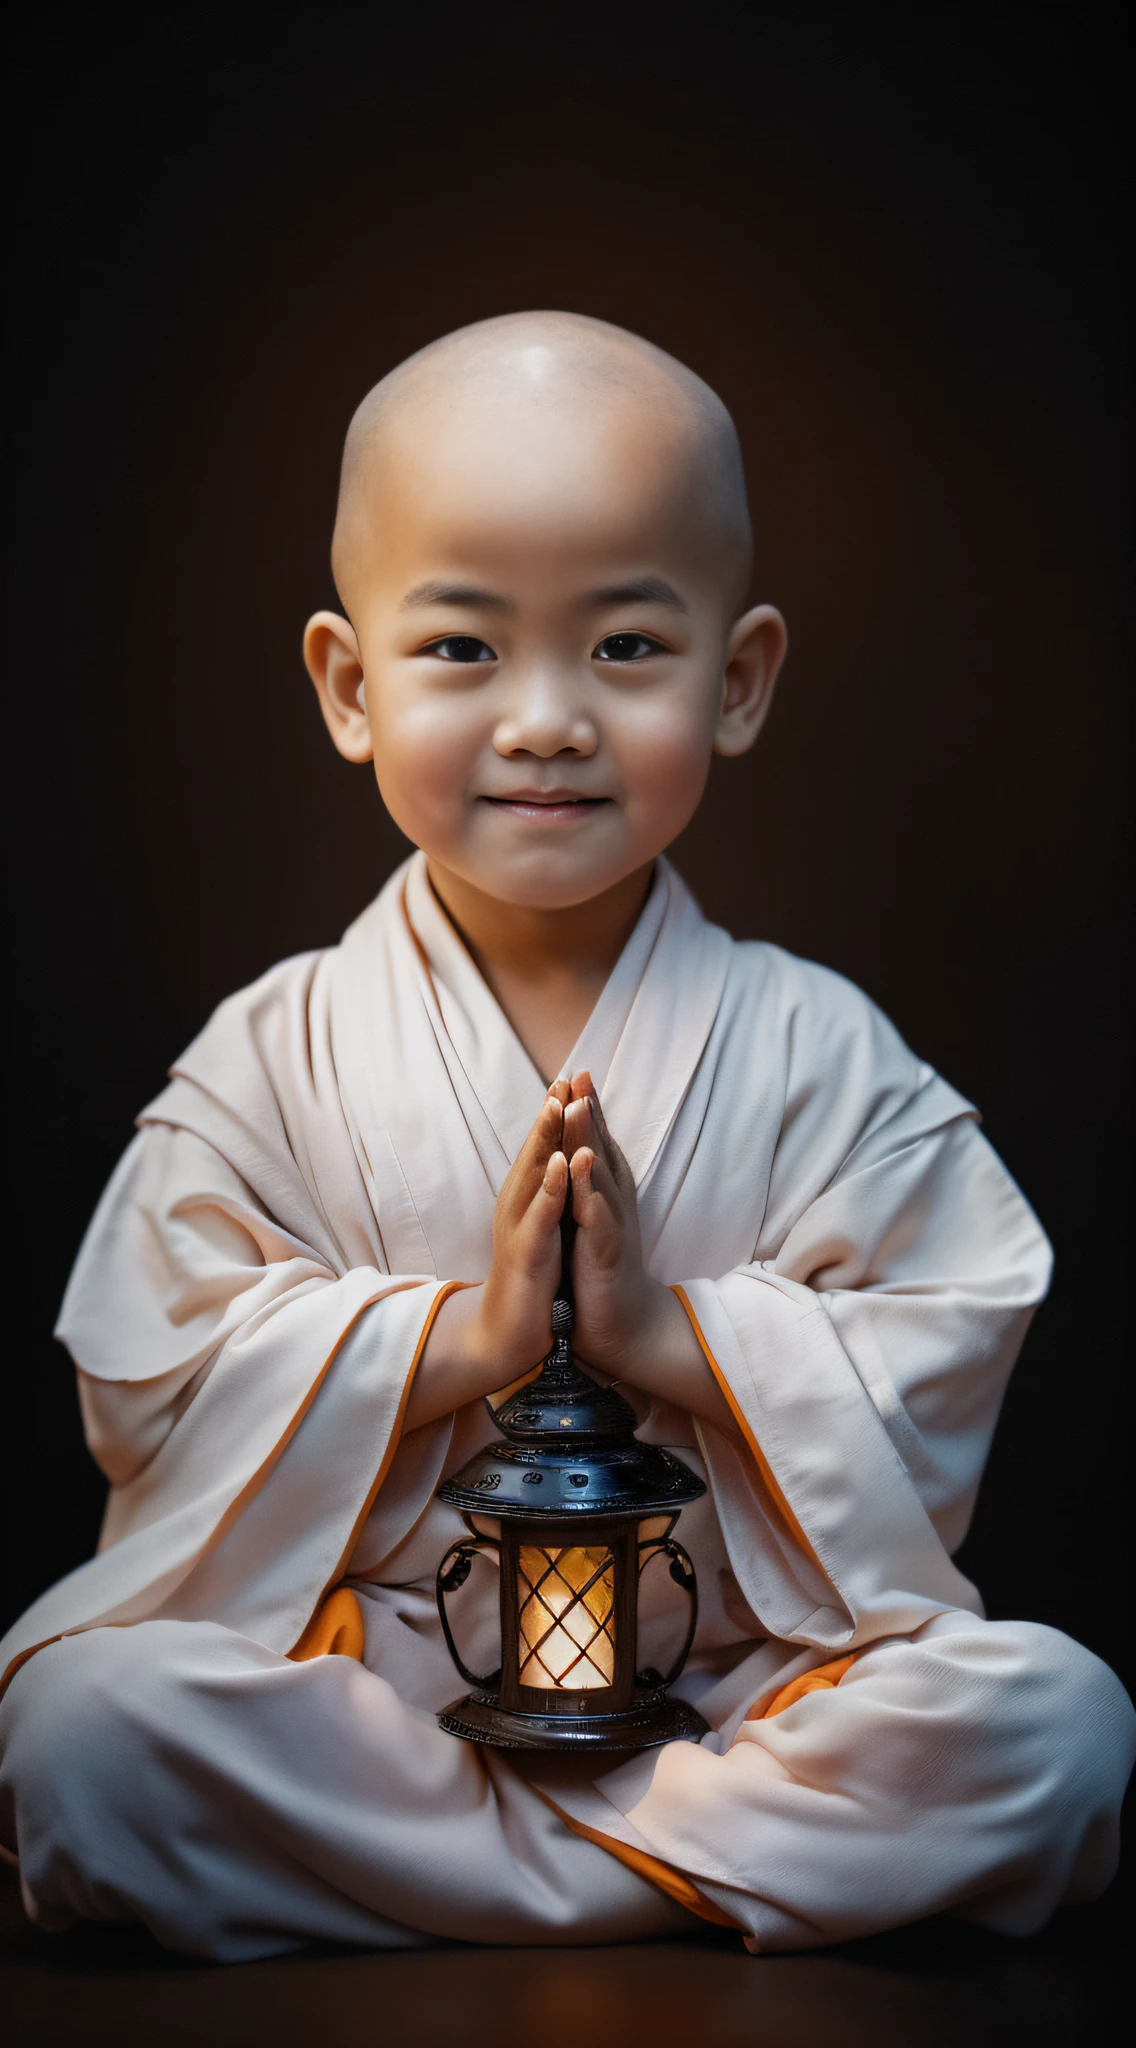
[2,1123,454,1680]
[677,986,1051,1653]
[65,1123,357,1486]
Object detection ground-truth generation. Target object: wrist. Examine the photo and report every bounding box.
[608,1279,704,1386]
[418,1282,484,1375]
[594,1274,678,1378]
[477,1266,554,1382]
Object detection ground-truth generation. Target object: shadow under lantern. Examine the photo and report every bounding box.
[435,1245,710,1753]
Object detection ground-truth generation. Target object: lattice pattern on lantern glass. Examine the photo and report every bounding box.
[517,1545,616,1690]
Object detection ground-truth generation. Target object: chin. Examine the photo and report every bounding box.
[483,858,631,912]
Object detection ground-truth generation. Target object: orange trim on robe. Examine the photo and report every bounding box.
[747,1653,859,1720]
[0,1282,469,1703]
[0,1635,64,1705]
[531,1788,741,1931]
[289,1585,365,1662]
[669,1289,863,1722]
[286,1277,471,1660]
[670,1283,828,1580]
[0,1284,445,1704]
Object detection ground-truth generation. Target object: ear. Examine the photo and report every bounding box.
[712,604,788,757]
[303,611,374,763]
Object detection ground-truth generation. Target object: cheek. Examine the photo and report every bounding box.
[611,698,716,836]
[368,690,485,832]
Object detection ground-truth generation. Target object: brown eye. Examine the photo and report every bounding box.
[593,632,662,663]
[425,636,497,663]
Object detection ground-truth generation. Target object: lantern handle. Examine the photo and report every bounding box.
[557,1205,576,1325]
[435,1538,502,1692]
[637,1537,699,1690]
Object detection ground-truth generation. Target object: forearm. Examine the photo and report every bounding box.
[405,1276,732,1436]
[404,1283,541,1433]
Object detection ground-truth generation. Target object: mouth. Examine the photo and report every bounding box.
[480,792,611,823]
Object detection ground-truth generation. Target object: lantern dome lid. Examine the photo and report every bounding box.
[436,1299,706,1522]
[493,1342,640,1443]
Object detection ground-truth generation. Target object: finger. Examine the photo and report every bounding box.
[570,1146,622,1260]
[522,1093,565,1179]
[569,1143,620,1217]
[584,1085,636,1195]
[547,1078,571,1109]
[586,1083,615,1149]
[567,1082,615,1177]
[530,1091,565,1154]
[562,1093,595,1160]
[514,1147,568,1272]
[579,1139,622,1213]
[569,1071,611,1152]
[569,1145,596,1220]
[565,1098,627,1217]
[499,1094,564,1222]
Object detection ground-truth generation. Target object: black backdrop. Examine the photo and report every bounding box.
[6,9,1130,1694]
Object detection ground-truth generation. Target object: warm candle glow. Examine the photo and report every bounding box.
[517,1545,616,1689]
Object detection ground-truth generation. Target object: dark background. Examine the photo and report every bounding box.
[6,2,1129,1710]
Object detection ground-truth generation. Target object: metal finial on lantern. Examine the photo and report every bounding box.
[434,1213,709,1751]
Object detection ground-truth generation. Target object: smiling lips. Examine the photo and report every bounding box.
[481,791,609,822]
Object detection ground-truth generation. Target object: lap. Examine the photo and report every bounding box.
[722,1610,1132,1798]
[3,1610,1130,1958]
[2,1618,690,1955]
[3,1616,488,1807]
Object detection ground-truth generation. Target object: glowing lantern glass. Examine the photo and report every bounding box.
[435,1292,709,1752]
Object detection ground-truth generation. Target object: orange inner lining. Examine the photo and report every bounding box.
[287,1279,468,1660]
[670,1284,827,1578]
[290,1584,366,1662]
[747,1652,858,1719]
[532,1787,740,1931]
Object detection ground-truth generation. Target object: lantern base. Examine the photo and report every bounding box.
[437,1684,709,1752]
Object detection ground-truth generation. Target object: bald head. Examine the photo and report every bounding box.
[331,312,752,616]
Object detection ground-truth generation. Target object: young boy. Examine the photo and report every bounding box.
[2,312,1131,1959]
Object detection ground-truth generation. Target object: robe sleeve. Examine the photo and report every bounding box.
[3,1123,453,1678]
[68,1123,354,1488]
[679,1035,1051,1652]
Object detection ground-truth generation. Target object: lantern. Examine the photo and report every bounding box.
[435,1285,709,1752]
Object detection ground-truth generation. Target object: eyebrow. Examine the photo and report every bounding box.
[582,577,687,613]
[398,575,688,615]
[399,582,516,613]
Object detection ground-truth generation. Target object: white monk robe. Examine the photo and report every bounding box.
[2,855,1132,1960]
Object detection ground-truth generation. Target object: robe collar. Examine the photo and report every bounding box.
[399,851,729,1190]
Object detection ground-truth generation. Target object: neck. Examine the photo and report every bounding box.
[427,862,655,981]
[424,861,655,1080]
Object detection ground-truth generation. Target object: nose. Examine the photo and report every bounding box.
[491,667,598,760]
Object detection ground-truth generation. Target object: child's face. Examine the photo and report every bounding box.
[307,385,785,911]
